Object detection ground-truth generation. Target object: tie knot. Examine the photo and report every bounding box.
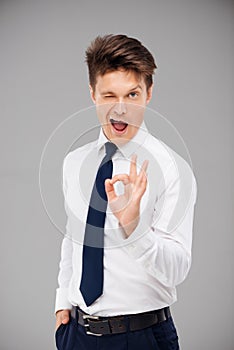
[105,142,118,160]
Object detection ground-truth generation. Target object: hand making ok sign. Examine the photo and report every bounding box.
[105,154,149,237]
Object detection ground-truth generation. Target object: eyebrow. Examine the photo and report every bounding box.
[128,84,142,91]
[100,84,142,95]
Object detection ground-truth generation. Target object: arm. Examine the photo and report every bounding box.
[105,154,197,288]
[55,155,73,328]
[125,167,197,287]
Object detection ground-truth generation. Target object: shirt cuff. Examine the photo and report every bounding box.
[124,229,172,286]
[54,287,73,314]
[124,227,158,260]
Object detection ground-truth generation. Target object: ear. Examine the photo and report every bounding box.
[89,85,96,104]
[146,84,154,104]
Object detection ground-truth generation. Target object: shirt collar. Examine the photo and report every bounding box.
[96,121,149,158]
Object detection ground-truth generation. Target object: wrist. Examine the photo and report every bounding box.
[119,216,139,238]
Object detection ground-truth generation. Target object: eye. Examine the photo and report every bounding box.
[128,92,138,99]
[104,95,115,99]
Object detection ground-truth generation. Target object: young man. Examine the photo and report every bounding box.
[55,34,197,350]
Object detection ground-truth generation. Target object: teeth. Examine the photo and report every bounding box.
[110,118,128,124]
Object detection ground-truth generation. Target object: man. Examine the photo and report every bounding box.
[55,34,197,350]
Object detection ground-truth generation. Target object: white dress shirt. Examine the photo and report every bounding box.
[55,120,197,316]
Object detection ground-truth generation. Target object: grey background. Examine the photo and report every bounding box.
[1,0,233,349]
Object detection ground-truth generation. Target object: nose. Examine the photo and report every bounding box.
[113,101,127,116]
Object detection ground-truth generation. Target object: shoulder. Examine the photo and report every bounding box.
[145,133,195,175]
[145,133,197,201]
[63,139,97,170]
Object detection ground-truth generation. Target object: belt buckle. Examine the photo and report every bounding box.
[82,315,103,336]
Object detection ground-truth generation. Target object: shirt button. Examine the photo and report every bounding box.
[128,244,136,252]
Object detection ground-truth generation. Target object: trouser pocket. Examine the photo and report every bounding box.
[55,320,76,350]
[150,317,180,350]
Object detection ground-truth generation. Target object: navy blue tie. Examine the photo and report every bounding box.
[80,141,118,306]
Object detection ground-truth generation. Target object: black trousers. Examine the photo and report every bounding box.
[55,314,180,350]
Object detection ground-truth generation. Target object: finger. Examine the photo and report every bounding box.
[62,317,69,324]
[61,310,70,324]
[138,160,149,179]
[133,178,148,202]
[140,159,149,175]
[56,310,70,330]
[55,321,61,331]
[129,154,137,181]
[55,317,61,330]
[110,174,130,186]
[135,160,149,188]
[105,179,117,201]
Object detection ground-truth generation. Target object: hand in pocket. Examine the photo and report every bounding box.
[55,309,70,331]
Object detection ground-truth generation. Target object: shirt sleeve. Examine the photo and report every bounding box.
[54,155,73,314]
[124,163,198,288]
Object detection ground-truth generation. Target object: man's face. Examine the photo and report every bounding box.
[90,69,153,145]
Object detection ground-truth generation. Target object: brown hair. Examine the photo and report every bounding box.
[85,34,157,91]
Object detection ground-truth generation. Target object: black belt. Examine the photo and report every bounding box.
[71,306,171,336]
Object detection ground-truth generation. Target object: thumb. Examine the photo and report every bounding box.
[61,310,70,324]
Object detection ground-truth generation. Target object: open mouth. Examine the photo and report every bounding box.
[110,118,128,132]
